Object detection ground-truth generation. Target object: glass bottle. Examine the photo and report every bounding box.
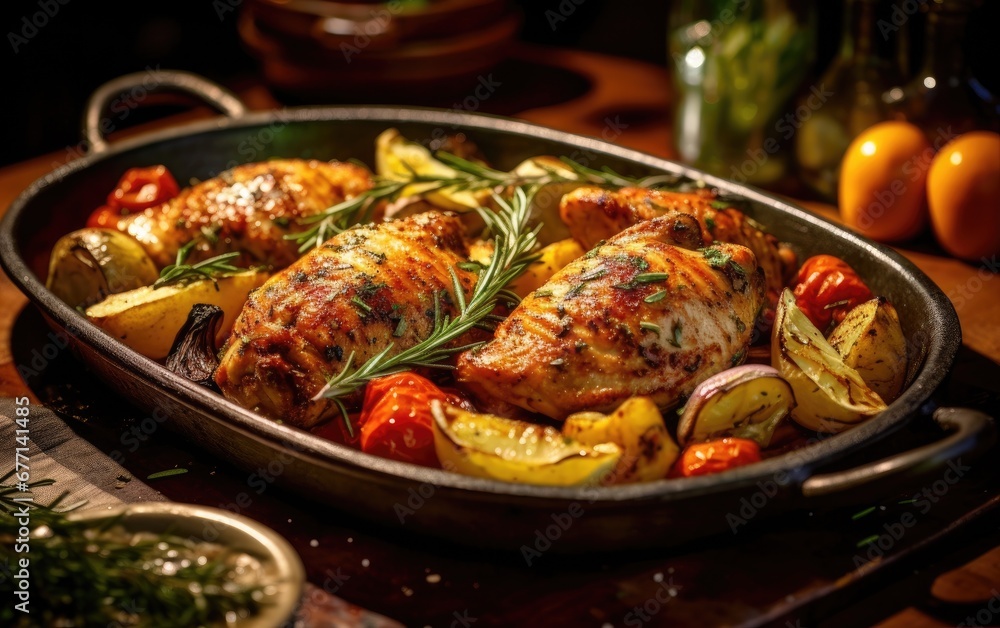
[886,0,996,141]
[795,0,904,200]
[669,0,816,185]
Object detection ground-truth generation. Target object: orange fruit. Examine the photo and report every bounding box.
[838,121,932,242]
[927,131,1000,260]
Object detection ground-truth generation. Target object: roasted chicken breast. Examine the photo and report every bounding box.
[457,212,766,420]
[116,159,372,269]
[559,186,795,305]
[215,212,479,428]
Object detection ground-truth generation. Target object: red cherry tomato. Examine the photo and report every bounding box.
[86,205,122,229]
[86,165,180,228]
[673,437,762,478]
[792,255,873,332]
[356,372,468,468]
[108,165,179,210]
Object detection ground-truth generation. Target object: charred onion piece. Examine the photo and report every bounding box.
[165,304,224,389]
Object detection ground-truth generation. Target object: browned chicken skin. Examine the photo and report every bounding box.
[215,212,479,428]
[457,212,766,420]
[116,159,373,269]
[559,186,795,305]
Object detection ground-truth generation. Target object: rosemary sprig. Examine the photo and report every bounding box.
[287,149,680,252]
[313,187,540,431]
[153,240,244,290]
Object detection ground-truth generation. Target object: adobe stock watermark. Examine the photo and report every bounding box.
[728,83,834,185]
[519,459,635,565]
[852,457,971,569]
[42,64,167,185]
[7,0,71,53]
[947,255,1000,312]
[958,589,1000,628]
[14,324,81,384]
[419,73,506,150]
[520,502,585,565]
[669,0,753,66]
[544,0,589,31]
[854,125,959,233]
[212,0,243,21]
[336,1,415,63]
[726,431,837,534]
[622,575,682,627]
[877,0,928,40]
[393,460,458,524]
[205,109,292,177]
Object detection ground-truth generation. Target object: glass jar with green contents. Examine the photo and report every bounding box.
[670,0,816,184]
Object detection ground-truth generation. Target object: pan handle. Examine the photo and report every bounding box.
[83,70,247,153]
[800,407,995,498]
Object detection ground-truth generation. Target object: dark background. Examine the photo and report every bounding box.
[1,0,998,167]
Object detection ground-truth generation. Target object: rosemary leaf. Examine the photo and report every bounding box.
[153,245,244,291]
[644,289,668,304]
[146,468,188,480]
[313,188,539,428]
[640,322,661,336]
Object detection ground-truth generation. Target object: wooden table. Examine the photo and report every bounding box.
[2,46,998,626]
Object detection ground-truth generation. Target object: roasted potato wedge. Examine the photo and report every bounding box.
[563,397,679,483]
[772,289,886,433]
[376,128,487,212]
[827,297,908,402]
[676,365,795,447]
[508,238,585,298]
[46,229,159,308]
[431,401,621,486]
[85,270,269,360]
[509,156,584,245]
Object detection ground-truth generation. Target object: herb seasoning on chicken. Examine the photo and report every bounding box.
[457,212,766,419]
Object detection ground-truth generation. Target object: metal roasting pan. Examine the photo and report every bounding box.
[1,71,994,551]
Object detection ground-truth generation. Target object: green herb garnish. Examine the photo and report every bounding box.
[287,151,679,253]
[615,272,669,290]
[670,321,683,348]
[313,188,539,435]
[644,290,668,304]
[0,470,263,627]
[350,296,373,314]
[393,317,407,337]
[851,506,877,520]
[856,534,880,548]
[700,246,747,278]
[146,468,189,480]
[154,241,244,290]
[640,322,661,336]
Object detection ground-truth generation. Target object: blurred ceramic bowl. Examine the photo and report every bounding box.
[71,502,305,627]
[239,0,519,98]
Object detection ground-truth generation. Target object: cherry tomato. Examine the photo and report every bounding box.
[86,205,122,229]
[108,165,179,210]
[792,255,872,332]
[356,372,468,468]
[86,165,180,228]
[672,437,762,478]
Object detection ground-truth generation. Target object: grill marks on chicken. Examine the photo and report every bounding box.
[117,159,372,269]
[215,212,478,428]
[457,213,766,420]
[559,186,795,305]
